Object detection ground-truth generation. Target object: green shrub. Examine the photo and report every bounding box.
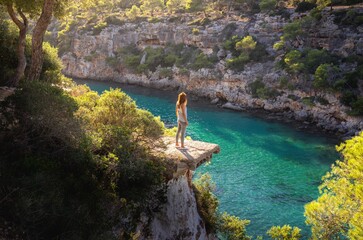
[179,68,190,76]
[310,8,322,20]
[248,79,265,98]
[227,54,249,71]
[193,174,219,233]
[302,96,315,107]
[295,1,317,12]
[164,53,178,67]
[105,15,125,26]
[159,68,173,78]
[106,56,119,68]
[350,97,363,116]
[148,17,162,23]
[0,82,108,239]
[284,50,305,73]
[192,27,200,35]
[124,55,141,71]
[267,225,301,240]
[313,63,339,90]
[340,90,357,106]
[259,0,277,12]
[126,5,142,20]
[93,21,107,35]
[218,213,251,240]
[191,53,215,70]
[283,21,303,40]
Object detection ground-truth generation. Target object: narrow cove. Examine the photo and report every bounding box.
[76,79,339,238]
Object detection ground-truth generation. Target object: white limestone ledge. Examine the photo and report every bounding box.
[160,137,220,179]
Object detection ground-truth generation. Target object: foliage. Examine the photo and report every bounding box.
[93,21,107,35]
[305,132,363,239]
[191,52,215,69]
[259,0,277,12]
[166,0,186,13]
[350,97,363,116]
[218,212,251,240]
[159,67,173,78]
[282,21,303,40]
[140,0,164,16]
[302,96,315,107]
[0,20,65,85]
[284,50,305,73]
[0,19,19,85]
[267,225,302,240]
[193,173,219,232]
[126,5,142,20]
[313,63,339,90]
[186,0,204,12]
[295,1,317,12]
[235,36,256,51]
[224,35,267,71]
[192,27,200,35]
[0,81,109,239]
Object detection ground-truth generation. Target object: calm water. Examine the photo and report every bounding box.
[77,79,338,238]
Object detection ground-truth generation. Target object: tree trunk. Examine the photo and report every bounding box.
[27,0,55,81]
[6,4,28,87]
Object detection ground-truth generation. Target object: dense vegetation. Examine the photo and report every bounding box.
[0,81,169,238]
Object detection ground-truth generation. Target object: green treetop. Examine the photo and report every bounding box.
[305,132,363,239]
[140,0,164,16]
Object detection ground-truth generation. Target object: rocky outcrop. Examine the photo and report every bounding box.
[142,137,220,240]
[61,11,363,137]
[150,176,208,240]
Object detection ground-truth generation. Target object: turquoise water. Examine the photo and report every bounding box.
[77,79,338,238]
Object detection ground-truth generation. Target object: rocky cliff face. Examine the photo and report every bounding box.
[150,176,208,240]
[60,10,363,136]
[137,137,220,240]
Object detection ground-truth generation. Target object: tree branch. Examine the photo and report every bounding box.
[18,7,28,27]
[6,3,24,29]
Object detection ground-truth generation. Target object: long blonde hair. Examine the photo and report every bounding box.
[177,92,187,108]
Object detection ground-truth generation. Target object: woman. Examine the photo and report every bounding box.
[175,92,188,148]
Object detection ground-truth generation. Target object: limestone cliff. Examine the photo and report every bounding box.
[59,10,363,136]
[137,137,220,240]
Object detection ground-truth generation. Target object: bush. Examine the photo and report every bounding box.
[159,68,173,78]
[283,21,303,40]
[218,213,251,240]
[259,0,277,12]
[191,53,215,70]
[192,27,200,35]
[93,21,107,35]
[105,15,125,26]
[267,225,301,240]
[0,82,109,239]
[313,63,339,90]
[0,20,18,84]
[295,1,317,12]
[302,96,315,107]
[226,53,249,71]
[126,5,142,20]
[106,56,119,68]
[248,79,265,98]
[193,174,219,233]
[350,97,363,116]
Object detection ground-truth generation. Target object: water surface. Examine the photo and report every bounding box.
[77,79,338,238]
